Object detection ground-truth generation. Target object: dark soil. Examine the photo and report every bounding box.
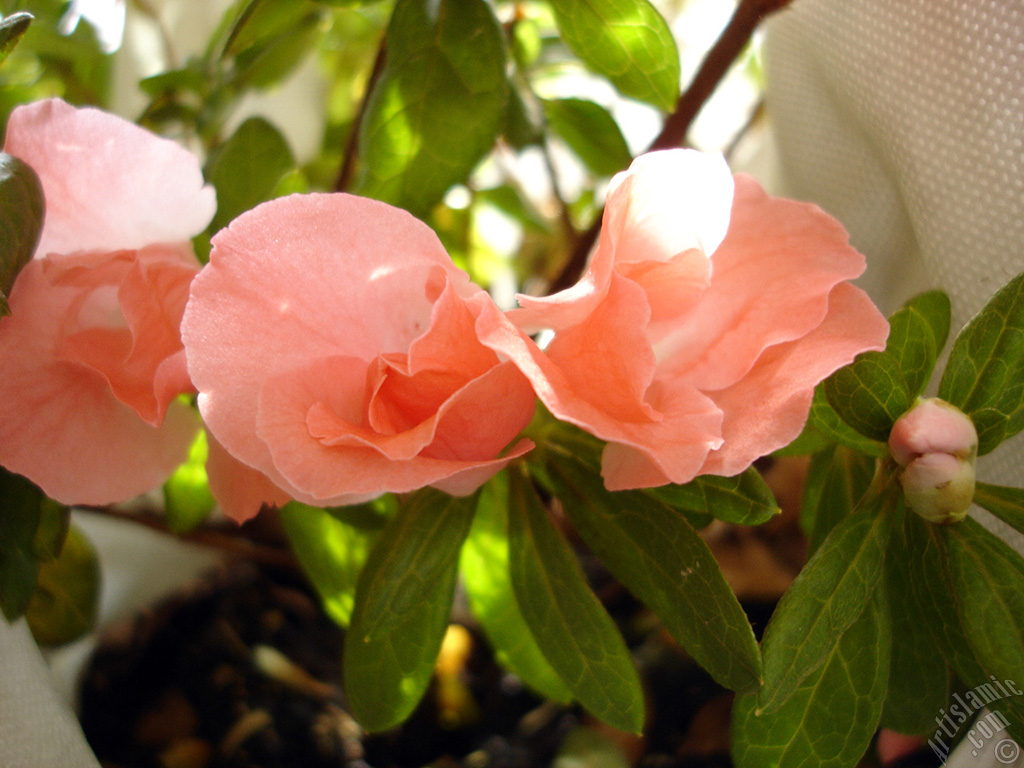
[79,559,773,768]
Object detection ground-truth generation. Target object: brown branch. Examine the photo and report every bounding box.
[546,0,794,294]
[333,41,388,192]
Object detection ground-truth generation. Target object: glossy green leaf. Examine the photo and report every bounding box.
[356,0,507,216]
[645,467,780,527]
[905,289,952,352]
[824,350,912,442]
[758,486,896,714]
[549,0,679,111]
[460,474,573,703]
[939,271,1024,455]
[879,510,950,735]
[732,592,890,768]
[943,520,1024,734]
[230,10,323,90]
[551,459,762,693]
[800,445,875,556]
[26,525,99,647]
[281,501,380,628]
[507,470,644,734]
[799,386,887,457]
[542,98,631,177]
[886,290,951,399]
[204,116,295,234]
[973,481,1024,535]
[901,514,1024,743]
[222,0,315,57]
[344,489,475,732]
[0,152,44,316]
[163,429,215,535]
[0,468,44,620]
[0,12,32,67]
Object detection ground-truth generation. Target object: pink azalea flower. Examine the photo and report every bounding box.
[182,193,536,523]
[0,99,216,504]
[480,149,890,490]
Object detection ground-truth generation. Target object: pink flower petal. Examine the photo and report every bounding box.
[0,262,197,504]
[4,99,215,257]
[205,431,292,524]
[698,282,889,476]
[656,175,869,390]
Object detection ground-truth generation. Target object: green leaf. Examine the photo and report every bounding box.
[824,350,912,442]
[550,459,762,693]
[0,468,44,621]
[26,525,99,647]
[906,289,952,352]
[645,467,780,527]
[548,0,679,111]
[163,429,215,535]
[222,0,316,57]
[507,469,644,734]
[31,499,70,562]
[800,445,875,556]
[732,591,890,768]
[460,474,573,703]
[801,386,887,457]
[281,501,380,628]
[0,12,32,67]
[230,10,323,90]
[204,117,295,234]
[879,516,950,735]
[900,514,1024,743]
[943,520,1024,731]
[758,486,896,714]
[973,481,1024,535]
[0,152,45,317]
[356,0,507,216]
[542,98,631,177]
[939,272,1024,455]
[344,489,475,732]
[886,290,951,400]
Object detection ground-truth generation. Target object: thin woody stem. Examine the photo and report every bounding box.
[547,0,794,295]
[333,41,388,193]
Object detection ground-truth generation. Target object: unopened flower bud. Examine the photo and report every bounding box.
[888,398,977,524]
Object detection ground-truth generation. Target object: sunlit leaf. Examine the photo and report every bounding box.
[542,98,631,177]
[0,12,32,67]
[281,501,379,628]
[344,489,475,732]
[460,474,573,703]
[163,429,215,535]
[507,469,644,734]
[548,0,679,111]
[356,0,507,216]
